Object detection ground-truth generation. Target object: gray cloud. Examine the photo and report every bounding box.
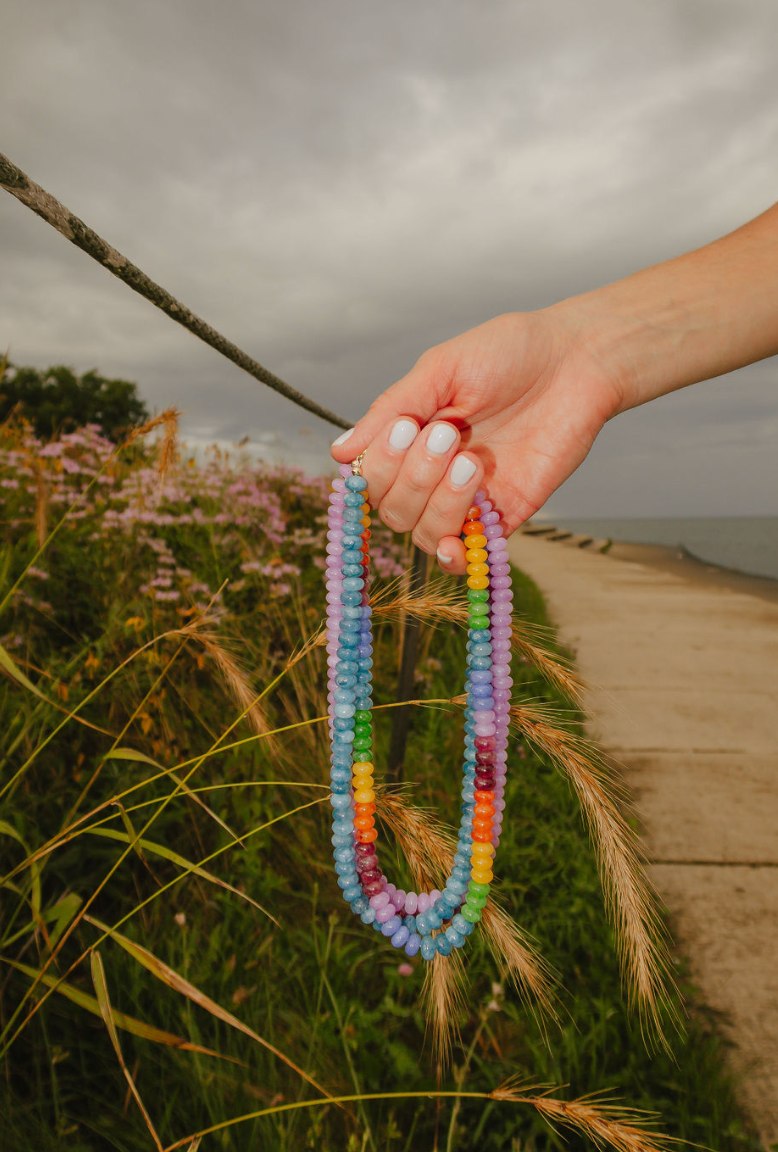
[2,0,777,507]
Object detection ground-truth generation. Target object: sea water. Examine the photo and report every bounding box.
[553,517,778,582]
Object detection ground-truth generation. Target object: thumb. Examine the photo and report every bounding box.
[329,356,445,462]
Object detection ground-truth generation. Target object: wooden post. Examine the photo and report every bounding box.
[386,542,428,784]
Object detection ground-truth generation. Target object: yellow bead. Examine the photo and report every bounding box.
[466,562,489,577]
[352,761,373,773]
[471,842,495,858]
[465,548,488,564]
[353,787,375,804]
[361,515,370,527]
[465,534,487,549]
[471,868,494,884]
[467,575,489,590]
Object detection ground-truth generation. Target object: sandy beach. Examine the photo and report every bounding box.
[507,529,778,1146]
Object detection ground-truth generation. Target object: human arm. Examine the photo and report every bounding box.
[331,200,778,573]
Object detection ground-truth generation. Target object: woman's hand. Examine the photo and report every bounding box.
[330,307,624,572]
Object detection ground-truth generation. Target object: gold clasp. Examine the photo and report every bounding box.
[351,451,366,476]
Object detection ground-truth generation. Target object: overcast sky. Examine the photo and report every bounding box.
[2,0,777,516]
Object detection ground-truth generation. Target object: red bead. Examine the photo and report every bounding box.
[474,737,495,752]
[466,505,482,520]
[360,868,382,884]
[476,752,496,766]
[362,880,383,896]
[356,842,375,857]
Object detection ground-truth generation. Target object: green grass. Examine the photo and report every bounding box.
[0,421,760,1150]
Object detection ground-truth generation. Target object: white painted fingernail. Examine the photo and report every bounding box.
[331,427,354,447]
[426,423,457,455]
[450,454,477,487]
[388,419,418,450]
[436,549,453,566]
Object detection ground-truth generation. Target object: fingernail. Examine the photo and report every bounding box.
[331,427,354,447]
[436,549,453,566]
[426,423,457,455]
[388,419,418,450]
[450,454,477,487]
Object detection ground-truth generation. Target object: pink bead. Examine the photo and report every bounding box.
[404,892,418,915]
[338,464,351,478]
[429,890,441,905]
[490,627,512,642]
[475,489,487,504]
[490,575,512,589]
[491,615,512,629]
[486,537,507,553]
[385,882,396,896]
[491,588,513,602]
[375,905,396,923]
[370,891,390,910]
[417,893,431,914]
[483,520,502,535]
[492,690,511,704]
[481,510,500,526]
[392,889,406,909]
[491,563,511,577]
[475,723,496,736]
[332,478,345,491]
[478,500,492,514]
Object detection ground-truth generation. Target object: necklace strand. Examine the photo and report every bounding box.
[326,462,513,960]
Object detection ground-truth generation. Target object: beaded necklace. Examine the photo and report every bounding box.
[326,457,513,962]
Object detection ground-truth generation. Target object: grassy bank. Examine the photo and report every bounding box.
[0,419,758,1149]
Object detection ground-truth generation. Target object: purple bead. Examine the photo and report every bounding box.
[483,521,502,536]
[404,891,418,915]
[381,915,402,937]
[391,925,410,949]
[480,510,500,526]
[375,905,396,924]
[391,889,406,909]
[417,893,431,914]
[404,933,422,957]
[491,563,511,577]
[370,891,390,910]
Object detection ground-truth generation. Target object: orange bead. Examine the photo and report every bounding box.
[471,817,493,834]
[466,506,482,520]
[465,534,487,549]
[465,548,488,564]
[466,562,489,577]
[471,842,495,859]
[474,802,495,819]
[354,814,375,832]
[353,787,376,804]
[471,868,494,885]
[355,802,376,817]
[357,828,378,843]
[471,828,492,842]
[467,575,489,590]
[474,790,495,804]
[463,520,484,535]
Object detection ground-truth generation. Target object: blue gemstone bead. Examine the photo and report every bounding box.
[469,656,491,670]
[334,703,356,719]
[337,872,359,889]
[342,604,363,618]
[342,577,365,592]
[469,670,493,683]
[334,846,356,863]
[343,884,362,902]
[415,912,430,936]
[373,919,384,932]
[342,506,364,521]
[420,935,437,961]
[446,877,468,895]
[473,698,494,712]
[427,910,444,931]
[451,914,475,936]
[339,632,359,648]
[405,933,422,957]
[335,860,356,876]
[403,915,417,933]
[350,895,369,914]
[330,792,352,810]
[470,684,492,698]
[471,643,492,657]
[339,618,361,632]
[435,935,453,956]
[331,832,353,848]
[335,673,357,688]
[381,915,402,937]
[341,564,363,578]
[451,866,471,884]
[330,779,351,794]
[334,687,356,703]
[340,591,362,607]
[334,730,355,744]
[361,907,377,925]
[333,716,355,730]
[445,927,465,949]
[391,925,410,949]
[345,475,367,490]
[344,491,365,506]
[357,646,372,659]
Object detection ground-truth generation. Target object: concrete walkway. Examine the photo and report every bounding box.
[507,532,778,1146]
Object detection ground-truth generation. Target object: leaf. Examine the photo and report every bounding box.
[91,950,163,1152]
[104,746,246,849]
[85,826,277,925]
[0,644,50,703]
[1,957,235,1061]
[85,915,334,1104]
[0,819,42,929]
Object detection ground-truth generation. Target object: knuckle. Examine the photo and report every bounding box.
[379,502,409,532]
[411,528,435,554]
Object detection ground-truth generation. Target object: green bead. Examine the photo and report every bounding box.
[353,723,371,739]
[466,893,488,909]
[461,905,482,924]
[467,588,489,602]
[468,617,488,630]
[356,750,373,762]
[353,737,372,751]
[468,601,489,616]
[355,710,371,724]
[468,882,490,898]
